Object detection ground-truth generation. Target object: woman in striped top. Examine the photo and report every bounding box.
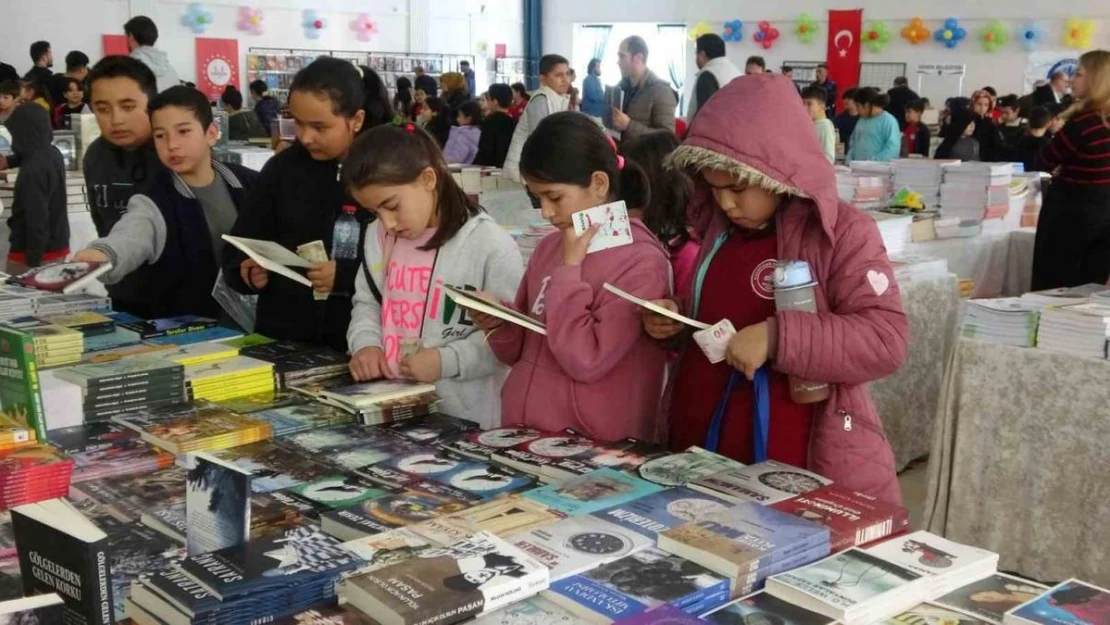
[1032,50,1110,291]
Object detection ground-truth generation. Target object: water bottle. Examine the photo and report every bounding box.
[773,260,831,404]
[331,205,360,261]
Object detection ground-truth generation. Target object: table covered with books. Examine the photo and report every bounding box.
[923,336,1110,587]
[903,226,1036,299]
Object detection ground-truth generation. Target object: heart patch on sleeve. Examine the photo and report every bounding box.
[867,269,890,296]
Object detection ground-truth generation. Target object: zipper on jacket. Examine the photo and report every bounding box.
[839,410,852,432]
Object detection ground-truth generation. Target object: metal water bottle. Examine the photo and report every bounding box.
[773,260,831,404]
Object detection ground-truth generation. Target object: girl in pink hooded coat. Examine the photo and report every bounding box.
[644,74,909,504]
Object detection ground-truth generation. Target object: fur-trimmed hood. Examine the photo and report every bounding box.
[667,73,840,242]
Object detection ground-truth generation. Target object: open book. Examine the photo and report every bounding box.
[442,284,547,335]
[602,283,710,330]
[221,235,313,288]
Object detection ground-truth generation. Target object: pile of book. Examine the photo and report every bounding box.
[4,260,112,295]
[185,356,276,402]
[35,311,115,338]
[238,340,349,388]
[835,172,887,209]
[0,286,37,321]
[892,158,952,207]
[32,292,113,317]
[1019,283,1110,313]
[888,255,950,284]
[933,216,983,239]
[1036,302,1110,359]
[115,314,219,340]
[49,422,174,483]
[513,222,558,265]
[478,428,666,484]
[867,212,913,257]
[0,445,74,508]
[2,317,83,367]
[940,162,1013,221]
[55,356,187,422]
[223,395,354,437]
[961,298,1041,348]
[312,379,441,425]
[114,404,273,455]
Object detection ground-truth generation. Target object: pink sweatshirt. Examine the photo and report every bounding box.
[488,218,671,442]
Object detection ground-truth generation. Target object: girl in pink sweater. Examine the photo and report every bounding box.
[470,112,672,442]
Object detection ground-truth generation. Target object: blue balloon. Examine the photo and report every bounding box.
[945,18,958,30]
[947,39,958,48]
[1024,30,1035,40]
[954,27,966,38]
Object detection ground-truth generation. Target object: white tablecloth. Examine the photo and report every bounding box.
[904,227,1035,298]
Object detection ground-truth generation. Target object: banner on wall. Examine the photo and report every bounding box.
[102,35,129,57]
[196,38,240,102]
[1023,51,1078,93]
[826,9,862,110]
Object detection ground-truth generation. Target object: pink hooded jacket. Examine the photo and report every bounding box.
[667,74,909,504]
[489,218,671,442]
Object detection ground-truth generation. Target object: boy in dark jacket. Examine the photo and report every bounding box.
[1013,106,1054,174]
[474,83,517,167]
[902,99,931,157]
[73,86,258,319]
[249,80,280,136]
[5,104,69,274]
[221,85,267,140]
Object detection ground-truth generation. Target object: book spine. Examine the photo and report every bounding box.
[16,332,47,441]
[87,537,113,625]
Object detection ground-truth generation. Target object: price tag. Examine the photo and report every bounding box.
[692,319,736,364]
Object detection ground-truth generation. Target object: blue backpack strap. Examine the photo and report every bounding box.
[703,366,772,462]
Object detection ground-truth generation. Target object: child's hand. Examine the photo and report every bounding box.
[562,224,600,267]
[307,260,337,294]
[240,259,269,290]
[611,108,631,131]
[726,321,770,380]
[350,346,391,381]
[464,291,505,331]
[401,348,442,383]
[72,248,109,264]
[643,299,684,340]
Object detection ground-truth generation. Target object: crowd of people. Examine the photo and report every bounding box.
[0,15,1107,503]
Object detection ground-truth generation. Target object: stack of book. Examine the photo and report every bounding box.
[185,356,277,402]
[239,341,349,388]
[509,514,654,582]
[114,406,273,455]
[2,317,83,367]
[242,401,354,437]
[54,356,187,422]
[0,286,37,320]
[689,460,832,505]
[34,311,114,337]
[770,486,910,552]
[493,430,666,483]
[835,173,887,209]
[0,445,75,508]
[316,379,440,424]
[960,298,1041,348]
[49,422,174,483]
[357,448,538,500]
[5,261,112,295]
[1036,302,1110,359]
[867,212,913,257]
[933,216,983,239]
[864,531,999,597]
[657,502,831,599]
[116,314,219,340]
[32,292,112,317]
[513,223,559,265]
[152,341,241,366]
[892,159,952,206]
[1019,283,1110,312]
[940,163,1013,221]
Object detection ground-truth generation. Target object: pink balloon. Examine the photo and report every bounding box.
[759,20,770,30]
[769,27,779,38]
[762,39,773,49]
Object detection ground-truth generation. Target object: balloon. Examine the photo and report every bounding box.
[759,20,770,30]
[752,20,781,49]
[237,6,264,35]
[901,17,931,45]
[863,21,892,53]
[687,21,713,41]
[933,18,967,49]
[722,20,743,42]
[1063,18,1095,49]
[769,27,779,38]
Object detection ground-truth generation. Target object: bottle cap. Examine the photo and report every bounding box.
[773,260,815,290]
[342,204,358,215]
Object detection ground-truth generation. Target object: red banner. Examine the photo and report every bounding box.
[195,38,239,102]
[102,35,130,57]
[826,9,862,111]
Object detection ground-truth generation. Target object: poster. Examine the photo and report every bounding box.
[1024,51,1078,93]
[825,9,862,111]
[102,35,129,57]
[195,37,240,102]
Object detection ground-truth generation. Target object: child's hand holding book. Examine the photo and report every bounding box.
[400,348,441,383]
[350,346,392,381]
[642,299,685,340]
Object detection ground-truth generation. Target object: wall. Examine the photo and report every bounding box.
[0,0,523,92]
[544,0,1110,102]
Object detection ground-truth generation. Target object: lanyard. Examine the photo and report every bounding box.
[704,366,771,463]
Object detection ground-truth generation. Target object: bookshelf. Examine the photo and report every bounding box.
[367,51,475,99]
[246,48,364,103]
[494,57,526,87]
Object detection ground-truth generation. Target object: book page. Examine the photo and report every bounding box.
[222,236,313,288]
[443,285,547,335]
[224,236,313,268]
[603,283,710,330]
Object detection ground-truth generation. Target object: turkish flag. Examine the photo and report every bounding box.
[196,38,240,102]
[826,9,862,111]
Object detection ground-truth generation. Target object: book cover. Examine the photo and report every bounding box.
[73,467,188,523]
[186,453,252,556]
[340,527,441,570]
[118,315,217,339]
[114,408,271,454]
[10,499,113,624]
[637,447,746,487]
[935,574,1048,624]
[767,549,923,612]
[704,592,837,625]
[212,441,333,493]
[279,424,395,455]
[887,603,994,625]
[864,531,999,588]
[495,430,599,474]
[320,380,438,409]
[321,484,475,539]
[329,438,424,472]
[690,461,832,505]
[615,605,707,625]
[153,342,241,366]
[444,427,547,459]
[561,437,668,476]
[0,593,66,621]
[592,487,732,541]
[177,525,364,600]
[42,422,138,455]
[523,468,663,516]
[340,532,549,625]
[362,450,538,499]
[214,390,305,414]
[381,413,481,446]
[1005,579,1110,625]
[220,333,276,349]
[35,311,114,336]
[442,285,547,336]
[0,324,47,441]
[6,261,112,294]
[771,485,910,551]
[548,547,730,620]
[283,474,393,511]
[509,515,653,581]
[471,596,582,625]
[416,497,564,544]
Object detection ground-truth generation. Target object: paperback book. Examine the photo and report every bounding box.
[591,486,733,541]
[495,431,655,481]
[412,496,564,545]
[0,323,46,441]
[210,441,335,492]
[117,315,218,340]
[887,603,994,625]
[690,461,832,505]
[864,531,999,596]
[340,527,441,571]
[381,413,481,446]
[0,592,66,621]
[6,261,112,294]
[1004,579,1110,625]
[523,468,662,516]
[358,449,538,499]
[703,591,837,625]
[637,446,746,487]
[508,515,653,581]
[185,452,252,556]
[443,426,548,459]
[771,485,911,551]
[318,380,438,412]
[319,482,476,542]
[470,595,584,625]
[935,573,1049,624]
[281,474,393,512]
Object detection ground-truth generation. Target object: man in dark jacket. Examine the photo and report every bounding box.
[23,41,54,99]
[413,67,438,98]
[5,104,69,274]
[1033,71,1069,107]
[612,36,677,142]
[474,83,517,167]
[886,76,920,130]
[249,80,281,135]
[48,51,90,109]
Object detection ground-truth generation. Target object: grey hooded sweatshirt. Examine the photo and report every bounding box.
[131,46,181,93]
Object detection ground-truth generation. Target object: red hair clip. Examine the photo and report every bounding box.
[404,123,416,133]
[604,133,625,170]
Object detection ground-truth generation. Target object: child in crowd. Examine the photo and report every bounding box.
[620,132,698,300]
[471,112,671,442]
[53,77,89,130]
[504,55,572,182]
[344,124,523,427]
[82,56,166,316]
[0,80,17,124]
[507,82,529,119]
[4,104,68,274]
[477,92,490,116]
[419,97,451,148]
[644,74,908,503]
[442,100,483,165]
[934,109,979,161]
[902,99,931,157]
[224,57,370,352]
[1046,104,1066,135]
[847,88,901,162]
[248,80,280,133]
[832,88,859,153]
[971,92,1004,161]
[1013,106,1053,173]
[221,86,267,141]
[394,77,414,120]
[20,80,51,112]
[996,94,1026,148]
[73,86,259,320]
[474,83,517,168]
[802,85,835,163]
[411,86,428,121]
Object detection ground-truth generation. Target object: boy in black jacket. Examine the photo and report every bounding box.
[902,99,931,157]
[5,104,69,274]
[1013,107,1054,174]
[73,86,258,320]
[474,83,517,168]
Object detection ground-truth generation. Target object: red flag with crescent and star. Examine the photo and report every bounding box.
[826,9,862,111]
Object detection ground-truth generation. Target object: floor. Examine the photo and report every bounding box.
[898,458,930,529]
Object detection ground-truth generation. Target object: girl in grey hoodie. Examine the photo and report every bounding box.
[342,124,523,428]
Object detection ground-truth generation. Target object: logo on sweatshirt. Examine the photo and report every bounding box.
[531,276,553,317]
[752,259,776,300]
